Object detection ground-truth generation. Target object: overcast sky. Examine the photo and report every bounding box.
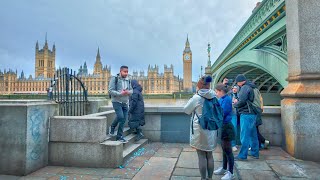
[0,0,257,81]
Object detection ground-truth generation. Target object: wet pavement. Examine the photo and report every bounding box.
[2,143,320,180]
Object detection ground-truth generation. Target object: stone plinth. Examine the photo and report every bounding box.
[0,100,58,176]
[282,0,320,161]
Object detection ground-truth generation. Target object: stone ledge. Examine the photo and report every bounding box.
[50,116,107,143]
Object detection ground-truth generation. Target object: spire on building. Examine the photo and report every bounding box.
[184,34,192,53]
[44,32,48,48]
[53,43,56,52]
[96,47,101,60]
[36,41,39,50]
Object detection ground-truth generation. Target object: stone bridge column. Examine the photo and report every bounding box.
[281,0,320,161]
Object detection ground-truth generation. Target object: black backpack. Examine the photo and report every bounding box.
[108,75,118,99]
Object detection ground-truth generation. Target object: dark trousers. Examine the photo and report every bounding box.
[111,102,128,139]
[256,126,266,148]
[222,140,234,174]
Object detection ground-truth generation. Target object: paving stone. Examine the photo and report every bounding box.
[26,166,65,178]
[294,160,320,169]
[162,143,190,148]
[182,147,196,152]
[177,152,222,166]
[172,168,200,177]
[170,176,201,180]
[101,178,131,180]
[268,161,308,178]
[264,155,295,161]
[103,168,139,179]
[139,142,163,158]
[47,174,102,180]
[235,161,272,171]
[124,156,150,169]
[154,147,182,158]
[280,178,306,180]
[259,147,291,157]
[0,175,21,180]
[176,152,199,169]
[237,170,279,180]
[19,177,47,180]
[61,167,113,176]
[132,157,177,180]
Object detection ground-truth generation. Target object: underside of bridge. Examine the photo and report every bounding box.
[218,65,284,106]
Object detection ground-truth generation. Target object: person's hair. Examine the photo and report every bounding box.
[120,66,128,70]
[197,75,212,89]
[215,83,228,94]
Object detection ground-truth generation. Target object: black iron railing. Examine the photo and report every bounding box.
[50,68,88,116]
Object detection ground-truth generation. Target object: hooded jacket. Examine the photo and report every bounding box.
[234,81,255,114]
[108,75,133,103]
[184,89,218,151]
[128,80,145,128]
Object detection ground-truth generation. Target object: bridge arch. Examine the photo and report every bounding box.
[212,50,288,105]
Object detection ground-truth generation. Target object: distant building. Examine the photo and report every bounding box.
[131,64,183,94]
[0,36,194,95]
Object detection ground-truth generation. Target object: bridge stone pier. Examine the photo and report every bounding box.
[281,0,320,161]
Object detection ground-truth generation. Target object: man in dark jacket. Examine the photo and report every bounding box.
[233,74,259,160]
[129,80,145,141]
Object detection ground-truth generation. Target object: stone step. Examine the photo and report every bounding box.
[123,139,148,163]
[99,106,112,112]
[105,127,131,141]
[123,133,138,149]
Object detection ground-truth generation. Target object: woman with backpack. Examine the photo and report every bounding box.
[214,83,235,180]
[184,75,218,180]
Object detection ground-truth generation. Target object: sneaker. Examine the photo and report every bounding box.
[264,140,270,149]
[109,127,115,136]
[248,152,259,159]
[221,171,235,180]
[117,137,128,143]
[248,147,251,151]
[135,133,144,142]
[232,146,238,152]
[234,156,247,161]
[214,167,227,175]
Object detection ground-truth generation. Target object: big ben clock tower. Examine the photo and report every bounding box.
[183,35,192,92]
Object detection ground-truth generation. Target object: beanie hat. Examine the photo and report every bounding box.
[197,75,212,89]
[235,74,247,83]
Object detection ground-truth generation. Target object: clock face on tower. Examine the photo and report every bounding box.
[184,54,190,60]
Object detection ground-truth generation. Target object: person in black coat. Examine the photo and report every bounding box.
[128,80,145,141]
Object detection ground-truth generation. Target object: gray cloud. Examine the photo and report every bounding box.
[0,0,257,80]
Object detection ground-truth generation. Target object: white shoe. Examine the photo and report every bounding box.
[221,171,235,180]
[232,146,238,152]
[264,140,270,149]
[214,167,227,175]
[248,147,251,151]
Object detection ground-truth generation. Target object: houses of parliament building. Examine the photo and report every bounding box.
[0,37,193,95]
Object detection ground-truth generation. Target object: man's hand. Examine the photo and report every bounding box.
[233,99,238,104]
[121,89,130,96]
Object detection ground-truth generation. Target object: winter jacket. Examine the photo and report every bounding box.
[108,75,133,103]
[184,89,218,152]
[234,82,255,114]
[128,80,145,128]
[218,94,232,124]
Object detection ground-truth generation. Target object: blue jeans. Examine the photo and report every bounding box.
[231,114,238,147]
[111,102,128,139]
[238,114,259,159]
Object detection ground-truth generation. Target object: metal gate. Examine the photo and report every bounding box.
[51,67,88,116]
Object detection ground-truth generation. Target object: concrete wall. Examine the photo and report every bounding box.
[0,100,58,176]
[86,98,109,115]
[140,106,282,145]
